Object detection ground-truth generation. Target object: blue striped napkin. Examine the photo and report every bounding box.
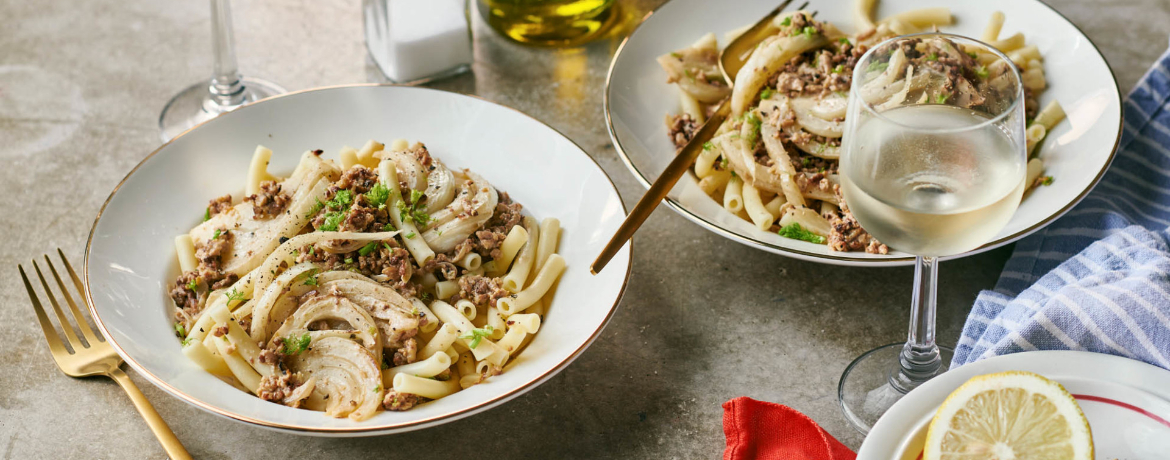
[953,48,1170,370]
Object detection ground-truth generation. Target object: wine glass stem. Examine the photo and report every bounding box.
[891,255,942,393]
[208,0,246,109]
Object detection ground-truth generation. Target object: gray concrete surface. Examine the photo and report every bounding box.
[1,0,1167,458]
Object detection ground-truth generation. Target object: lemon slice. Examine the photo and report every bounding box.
[923,370,1093,460]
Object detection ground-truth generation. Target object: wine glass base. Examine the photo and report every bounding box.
[838,342,954,434]
[158,77,286,142]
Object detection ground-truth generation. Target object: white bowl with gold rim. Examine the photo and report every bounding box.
[84,85,632,435]
[605,0,1122,266]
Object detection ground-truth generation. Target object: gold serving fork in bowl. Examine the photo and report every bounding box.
[19,249,192,460]
[591,0,812,273]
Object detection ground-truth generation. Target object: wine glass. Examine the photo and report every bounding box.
[159,0,285,141]
[836,33,1027,433]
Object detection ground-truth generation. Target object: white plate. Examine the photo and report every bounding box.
[84,85,632,436]
[606,0,1122,266]
[860,351,1170,459]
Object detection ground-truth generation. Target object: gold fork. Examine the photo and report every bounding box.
[591,0,810,274]
[20,249,192,460]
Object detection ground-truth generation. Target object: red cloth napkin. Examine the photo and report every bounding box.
[722,397,856,460]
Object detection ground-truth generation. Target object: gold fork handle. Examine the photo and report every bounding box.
[108,367,193,460]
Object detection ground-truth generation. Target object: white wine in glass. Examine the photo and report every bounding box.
[837,33,1027,433]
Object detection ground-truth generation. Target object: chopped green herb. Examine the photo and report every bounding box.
[181,337,194,347]
[780,16,791,26]
[459,326,496,349]
[866,61,889,73]
[832,65,843,74]
[404,231,416,239]
[801,26,816,38]
[974,65,989,79]
[306,198,325,218]
[212,229,222,240]
[833,91,847,98]
[719,157,729,169]
[702,141,714,151]
[382,223,395,232]
[309,245,316,255]
[743,112,762,145]
[364,183,390,209]
[683,69,695,81]
[225,288,247,305]
[838,37,851,45]
[359,241,379,256]
[203,207,210,222]
[967,51,978,59]
[186,278,199,291]
[935,93,949,104]
[815,143,826,154]
[373,385,382,393]
[174,322,186,337]
[801,157,811,166]
[670,52,681,59]
[368,326,377,336]
[926,52,938,61]
[730,171,738,178]
[1041,176,1054,186]
[281,332,312,355]
[383,242,394,251]
[777,223,826,244]
[302,270,320,286]
[396,190,432,226]
[344,257,354,264]
[326,189,354,210]
[317,211,344,232]
[759,88,774,100]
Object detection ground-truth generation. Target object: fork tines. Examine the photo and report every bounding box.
[19,249,103,355]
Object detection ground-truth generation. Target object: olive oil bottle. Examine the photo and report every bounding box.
[477,0,616,46]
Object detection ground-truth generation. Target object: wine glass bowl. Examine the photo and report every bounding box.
[837,33,1027,433]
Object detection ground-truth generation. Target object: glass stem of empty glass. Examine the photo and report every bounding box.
[207,0,247,110]
[158,0,285,141]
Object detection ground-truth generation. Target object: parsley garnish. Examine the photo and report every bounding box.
[926,52,938,61]
[302,269,319,286]
[831,65,843,74]
[281,332,312,355]
[866,61,889,73]
[359,241,379,256]
[225,288,247,306]
[212,229,222,240]
[344,257,354,264]
[373,385,382,393]
[181,337,194,347]
[396,190,431,226]
[967,51,978,59]
[306,198,325,218]
[759,88,774,100]
[1041,176,1054,186]
[780,16,791,26]
[743,112,762,145]
[326,189,353,210]
[702,141,714,151]
[801,26,816,38]
[838,37,850,45]
[720,157,729,169]
[670,52,681,59]
[186,278,199,291]
[801,157,811,166]
[974,65,989,79]
[459,326,495,349]
[404,231,416,239]
[777,223,825,244]
[203,207,210,222]
[382,223,395,232]
[318,211,344,232]
[174,322,187,337]
[935,93,949,104]
[364,183,390,209]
